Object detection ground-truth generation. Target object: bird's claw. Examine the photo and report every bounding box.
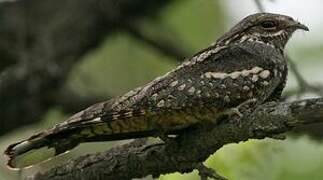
[224,98,257,126]
[227,98,257,118]
[228,107,244,118]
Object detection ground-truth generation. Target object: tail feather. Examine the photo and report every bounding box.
[4,122,157,169]
[5,132,52,169]
[5,137,47,157]
[4,106,189,169]
[3,100,157,169]
[4,129,81,169]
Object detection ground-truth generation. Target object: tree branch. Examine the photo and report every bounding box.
[286,56,323,97]
[125,23,190,61]
[29,98,323,180]
[254,0,265,12]
[0,0,174,135]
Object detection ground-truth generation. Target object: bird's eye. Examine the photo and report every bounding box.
[260,21,277,29]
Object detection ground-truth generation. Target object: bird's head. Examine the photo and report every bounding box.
[218,13,309,50]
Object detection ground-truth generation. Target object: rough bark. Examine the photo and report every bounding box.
[29,98,323,180]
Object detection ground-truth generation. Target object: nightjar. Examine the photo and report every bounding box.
[5,13,309,168]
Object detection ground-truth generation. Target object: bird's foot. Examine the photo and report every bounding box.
[228,98,257,117]
[225,98,257,126]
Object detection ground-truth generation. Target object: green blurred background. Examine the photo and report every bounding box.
[1,0,323,179]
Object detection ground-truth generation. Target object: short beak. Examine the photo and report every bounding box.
[289,22,309,31]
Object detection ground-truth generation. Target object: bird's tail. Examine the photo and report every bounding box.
[4,103,191,169]
[4,128,81,169]
[4,113,157,169]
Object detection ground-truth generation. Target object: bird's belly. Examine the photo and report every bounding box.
[152,106,220,130]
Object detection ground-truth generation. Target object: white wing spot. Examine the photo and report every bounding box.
[178,84,186,91]
[224,95,230,102]
[230,71,241,79]
[243,86,250,91]
[157,100,165,107]
[204,72,228,79]
[180,46,228,67]
[262,81,269,86]
[196,51,211,62]
[203,66,265,80]
[220,84,226,89]
[91,117,101,122]
[278,72,282,77]
[259,70,270,79]
[239,35,249,43]
[168,94,176,99]
[188,86,196,95]
[170,81,178,87]
[204,73,212,79]
[241,70,250,77]
[151,93,158,101]
[250,67,263,74]
[273,69,278,77]
[112,114,120,120]
[252,75,259,82]
[124,111,133,118]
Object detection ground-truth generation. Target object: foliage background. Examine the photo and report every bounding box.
[0,0,323,179]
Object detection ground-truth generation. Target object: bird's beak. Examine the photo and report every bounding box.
[289,22,309,31]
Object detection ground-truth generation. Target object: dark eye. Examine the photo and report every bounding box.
[260,21,277,29]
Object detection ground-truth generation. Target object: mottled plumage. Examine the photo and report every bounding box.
[5,13,309,168]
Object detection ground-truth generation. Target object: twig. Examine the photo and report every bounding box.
[287,56,323,97]
[254,0,265,12]
[29,98,323,180]
[125,23,190,61]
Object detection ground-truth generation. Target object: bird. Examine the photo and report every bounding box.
[4,13,309,169]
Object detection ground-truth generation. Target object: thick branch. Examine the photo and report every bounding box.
[31,98,323,180]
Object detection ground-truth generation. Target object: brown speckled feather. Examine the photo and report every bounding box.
[4,13,309,169]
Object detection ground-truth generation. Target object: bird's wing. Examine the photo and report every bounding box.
[41,41,284,139]
[5,42,284,168]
